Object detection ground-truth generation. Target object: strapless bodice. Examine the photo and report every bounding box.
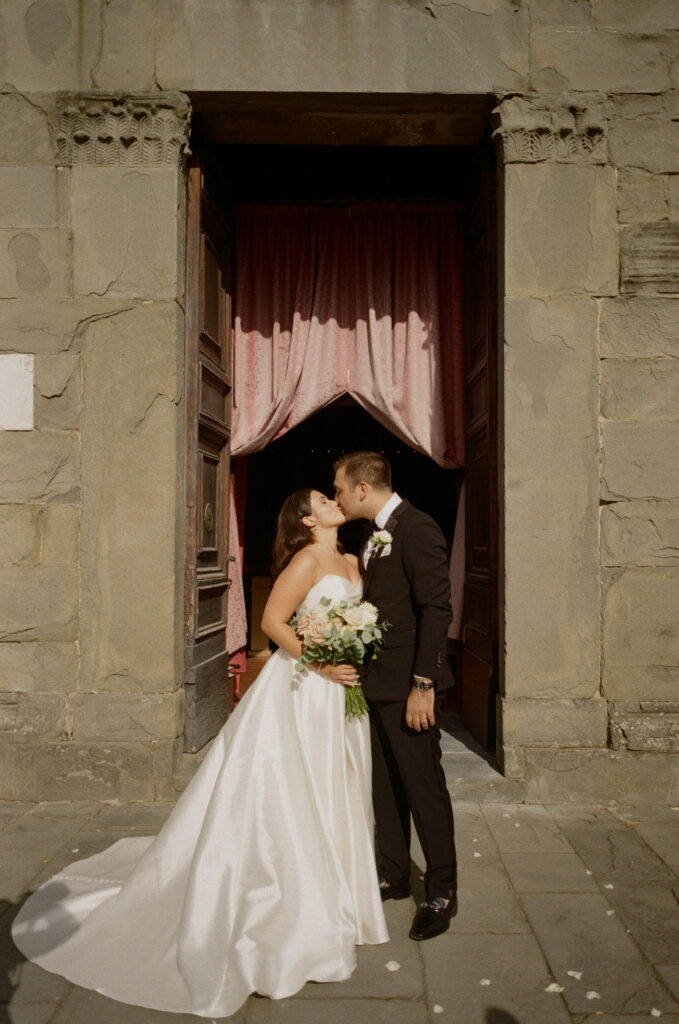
[296,573,362,616]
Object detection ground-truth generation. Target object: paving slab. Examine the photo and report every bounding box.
[90,802,174,832]
[658,965,679,1001]
[578,1017,679,1023]
[548,806,676,882]
[248,997,427,1024]
[51,986,247,1023]
[0,900,71,1007]
[295,897,424,999]
[623,821,679,870]
[0,804,36,830]
[482,805,573,853]
[27,831,128,889]
[520,892,679,1014]
[602,880,679,964]
[499,852,600,893]
[419,931,571,1024]
[1,1003,61,1024]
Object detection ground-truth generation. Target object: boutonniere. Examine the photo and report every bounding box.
[371,529,393,558]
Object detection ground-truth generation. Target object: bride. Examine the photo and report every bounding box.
[12,489,389,1018]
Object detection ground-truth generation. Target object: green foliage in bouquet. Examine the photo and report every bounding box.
[289,596,389,720]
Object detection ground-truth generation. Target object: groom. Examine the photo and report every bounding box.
[333,451,457,941]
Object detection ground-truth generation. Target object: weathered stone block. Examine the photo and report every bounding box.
[528,0,591,29]
[599,297,679,358]
[0,431,78,502]
[609,117,679,173]
[621,222,679,293]
[0,298,135,354]
[601,422,679,500]
[80,302,182,694]
[668,175,679,220]
[520,748,679,804]
[92,0,158,91]
[617,171,667,225]
[601,500,679,567]
[71,691,183,741]
[156,0,528,94]
[72,167,180,298]
[504,164,617,296]
[609,703,679,752]
[0,228,70,299]
[604,665,679,702]
[603,567,679,671]
[0,567,78,641]
[0,640,77,692]
[601,359,679,421]
[593,0,679,31]
[41,504,79,566]
[0,741,155,800]
[0,352,33,429]
[503,297,600,698]
[531,31,672,93]
[5,692,68,742]
[0,168,69,228]
[500,698,608,747]
[1,2,102,92]
[0,92,54,166]
[34,353,81,429]
[0,506,40,566]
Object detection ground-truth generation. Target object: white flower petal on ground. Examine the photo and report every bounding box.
[433,1006,444,1014]
[472,838,479,843]
[586,991,601,1000]
[514,823,521,828]
[604,883,614,889]
[607,910,615,916]
[480,979,491,986]
[385,961,401,972]
[473,852,482,858]
[567,971,583,980]
[651,1009,663,1017]
[586,870,593,875]
[545,983,564,993]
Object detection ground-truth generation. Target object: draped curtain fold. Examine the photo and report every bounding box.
[232,202,465,468]
[228,202,466,661]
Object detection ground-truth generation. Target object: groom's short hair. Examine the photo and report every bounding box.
[334,451,392,490]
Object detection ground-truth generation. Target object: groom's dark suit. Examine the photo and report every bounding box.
[360,498,457,902]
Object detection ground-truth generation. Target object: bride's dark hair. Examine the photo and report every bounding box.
[271,489,314,579]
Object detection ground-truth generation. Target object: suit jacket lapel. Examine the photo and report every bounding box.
[362,500,410,591]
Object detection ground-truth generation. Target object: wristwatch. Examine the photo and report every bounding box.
[412,675,435,693]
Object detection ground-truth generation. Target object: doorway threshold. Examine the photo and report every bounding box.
[440,710,523,801]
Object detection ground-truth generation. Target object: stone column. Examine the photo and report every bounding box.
[493,96,616,780]
[0,92,191,800]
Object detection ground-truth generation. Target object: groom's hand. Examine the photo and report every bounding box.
[405,687,436,732]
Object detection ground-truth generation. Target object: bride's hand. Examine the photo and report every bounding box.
[316,663,360,687]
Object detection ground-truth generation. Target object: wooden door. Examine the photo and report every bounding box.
[183,150,234,752]
[460,137,499,752]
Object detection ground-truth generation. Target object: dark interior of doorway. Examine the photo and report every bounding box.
[241,397,462,580]
[225,141,471,650]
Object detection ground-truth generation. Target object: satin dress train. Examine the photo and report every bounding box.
[12,575,388,1018]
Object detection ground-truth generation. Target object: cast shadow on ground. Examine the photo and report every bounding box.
[0,885,76,1024]
[485,1009,521,1024]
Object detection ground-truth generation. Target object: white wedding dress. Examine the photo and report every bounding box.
[12,574,388,1018]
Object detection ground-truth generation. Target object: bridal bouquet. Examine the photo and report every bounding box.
[290,597,388,720]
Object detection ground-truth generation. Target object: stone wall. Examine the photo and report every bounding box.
[0,88,190,799]
[0,0,678,801]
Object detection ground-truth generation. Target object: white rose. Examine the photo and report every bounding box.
[373,530,392,545]
[342,602,379,629]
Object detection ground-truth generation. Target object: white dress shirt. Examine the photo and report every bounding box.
[362,491,401,569]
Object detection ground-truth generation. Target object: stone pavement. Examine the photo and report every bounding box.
[1,798,678,1024]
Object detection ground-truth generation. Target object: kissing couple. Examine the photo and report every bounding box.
[13,450,458,1018]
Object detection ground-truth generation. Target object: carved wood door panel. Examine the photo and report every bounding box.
[184,151,234,752]
[460,139,499,752]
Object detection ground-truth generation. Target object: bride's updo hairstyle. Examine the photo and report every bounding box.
[271,489,314,579]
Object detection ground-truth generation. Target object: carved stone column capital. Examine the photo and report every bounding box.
[492,95,607,165]
[55,92,191,166]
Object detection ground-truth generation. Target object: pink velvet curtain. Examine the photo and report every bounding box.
[231,202,464,467]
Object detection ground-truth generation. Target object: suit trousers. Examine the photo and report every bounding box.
[369,695,457,901]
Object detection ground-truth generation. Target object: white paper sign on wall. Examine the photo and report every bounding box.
[0,354,34,430]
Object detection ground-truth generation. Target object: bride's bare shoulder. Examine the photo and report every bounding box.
[285,546,321,578]
[343,553,359,569]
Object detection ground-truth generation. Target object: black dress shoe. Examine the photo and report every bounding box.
[378,879,410,902]
[409,895,458,940]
